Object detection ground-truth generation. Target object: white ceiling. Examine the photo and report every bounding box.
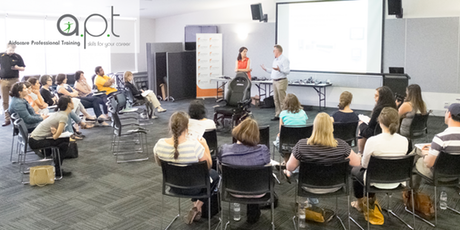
[0,0,268,19]
[140,0,268,19]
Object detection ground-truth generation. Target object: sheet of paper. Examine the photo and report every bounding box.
[358,114,370,124]
[141,90,153,97]
[188,119,206,140]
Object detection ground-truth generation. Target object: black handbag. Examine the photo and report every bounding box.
[65,142,79,159]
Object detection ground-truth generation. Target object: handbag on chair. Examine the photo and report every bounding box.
[30,165,55,187]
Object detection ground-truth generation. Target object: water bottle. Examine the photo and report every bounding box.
[440,190,447,210]
[298,202,306,228]
[233,203,241,221]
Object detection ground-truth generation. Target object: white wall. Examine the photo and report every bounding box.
[154,0,275,43]
[138,18,156,72]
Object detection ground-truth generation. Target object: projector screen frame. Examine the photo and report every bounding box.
[275,0,386,75]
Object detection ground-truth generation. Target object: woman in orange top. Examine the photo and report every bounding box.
[235,46,252,79]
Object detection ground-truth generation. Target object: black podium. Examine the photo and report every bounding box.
[383,73,411,97]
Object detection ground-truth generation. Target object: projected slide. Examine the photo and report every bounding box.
[277,0,383,73]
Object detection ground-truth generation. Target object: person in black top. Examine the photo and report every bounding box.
[123,71,166,115]
[39,75,58,106]
[357,86,397,153]
[0,43,25,126]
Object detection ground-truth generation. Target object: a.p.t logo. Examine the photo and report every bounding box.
[57,6,120,49]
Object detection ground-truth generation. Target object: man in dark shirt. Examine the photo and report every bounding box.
[0,43,26,126]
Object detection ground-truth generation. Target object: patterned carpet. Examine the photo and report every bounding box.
[0,98,458,230]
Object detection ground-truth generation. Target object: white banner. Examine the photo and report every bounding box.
[196,33,222,98]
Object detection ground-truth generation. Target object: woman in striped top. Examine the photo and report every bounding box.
[154,111,217,224]
[286,113,361,191]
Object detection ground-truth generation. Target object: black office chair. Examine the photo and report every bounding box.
[259,125,270,150]
[214,72,251,130]
[15,118,62,184]
[408,151,460,227]
[273,125,312,167]
[333,121,359,146]
[124,87,154,119]
[220,163,275,230]
[203,129,218,170]
[294,160,351,230]
[408,111,431,141]
[355,155,416,230]
[160,160,213,230]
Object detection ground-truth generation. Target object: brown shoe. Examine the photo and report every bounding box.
[2,120,11,126]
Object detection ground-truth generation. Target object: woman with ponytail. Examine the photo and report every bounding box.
[154,111,217,224]
[351,107,408,211]
[331,91,359,123]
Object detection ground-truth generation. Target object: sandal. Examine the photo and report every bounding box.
[351,198,364,212]
[157,107,167,113]
[70,134,83,140]
[81,122,94,129]
[194,210,202,221]
[184,207,199,224]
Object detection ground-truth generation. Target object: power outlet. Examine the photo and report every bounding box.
[444,102,450,109]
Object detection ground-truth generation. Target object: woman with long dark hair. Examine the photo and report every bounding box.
[154,111,218,224]
[29,96,75,177]
[235,46,252,79]
[357,86,397,153]
[397,84,427,137]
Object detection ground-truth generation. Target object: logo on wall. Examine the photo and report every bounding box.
[56,6,120,49]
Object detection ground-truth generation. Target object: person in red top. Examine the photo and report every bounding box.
[235,46,252,79]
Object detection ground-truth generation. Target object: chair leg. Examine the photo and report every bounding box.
[435,186,437,226]
[271,195,275,230]
[367,193,370,230]
[336,196,346,230]
[386,193,414,229]
[164,198,180,230]
[208,197,211,230]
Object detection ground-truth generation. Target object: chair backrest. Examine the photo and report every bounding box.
[14,118,29,152]
[258,125,270,149]
[203,129,218,155]
[108,97,122,136]
[432,151,460,184]
[160,160,210,197]
[409,113,429,138]
[226,73,251,107]
[10,112,20,136]
[366,155,415,190]
[279,125,313,151]
[91,74,97,90]
[115,92,127,110]
[333,121,358,146]
[231,125,270,148]
[298,160,349,194]
[221,163,273,196]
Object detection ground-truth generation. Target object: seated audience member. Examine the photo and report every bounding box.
[218,118,270,224]
[9,82,47,132]
[26,78,48,114]
[351,107,408,212]
[154,111,218,224]
[74,70,110,120]
[276,93,308,162]
[56,73,108,126]
[188,99,216,132]
[94,66,117,95]
[29,96,74,177]
[39,75,92,137]
[285,112,361,184]
[397,84,427,137]
[39,75,59,106]
[124,71,166,116]
[358,86,397,153]
[331,91,359,123]
[412,103,460,191]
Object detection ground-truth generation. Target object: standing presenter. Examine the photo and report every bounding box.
[0,43,25,126]
[261,44,290,121]
[235,46,252,80]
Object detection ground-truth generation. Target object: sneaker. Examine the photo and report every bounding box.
[157,107,167,113]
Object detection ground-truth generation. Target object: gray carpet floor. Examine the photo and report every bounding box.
[0,98,458,230]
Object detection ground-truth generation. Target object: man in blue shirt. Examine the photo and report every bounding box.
[261,44,290,121]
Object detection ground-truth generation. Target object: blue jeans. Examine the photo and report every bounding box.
[65,111,81,133]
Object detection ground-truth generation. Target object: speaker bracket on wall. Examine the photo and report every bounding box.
[396,8,403,19]
[261,14,268,23]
